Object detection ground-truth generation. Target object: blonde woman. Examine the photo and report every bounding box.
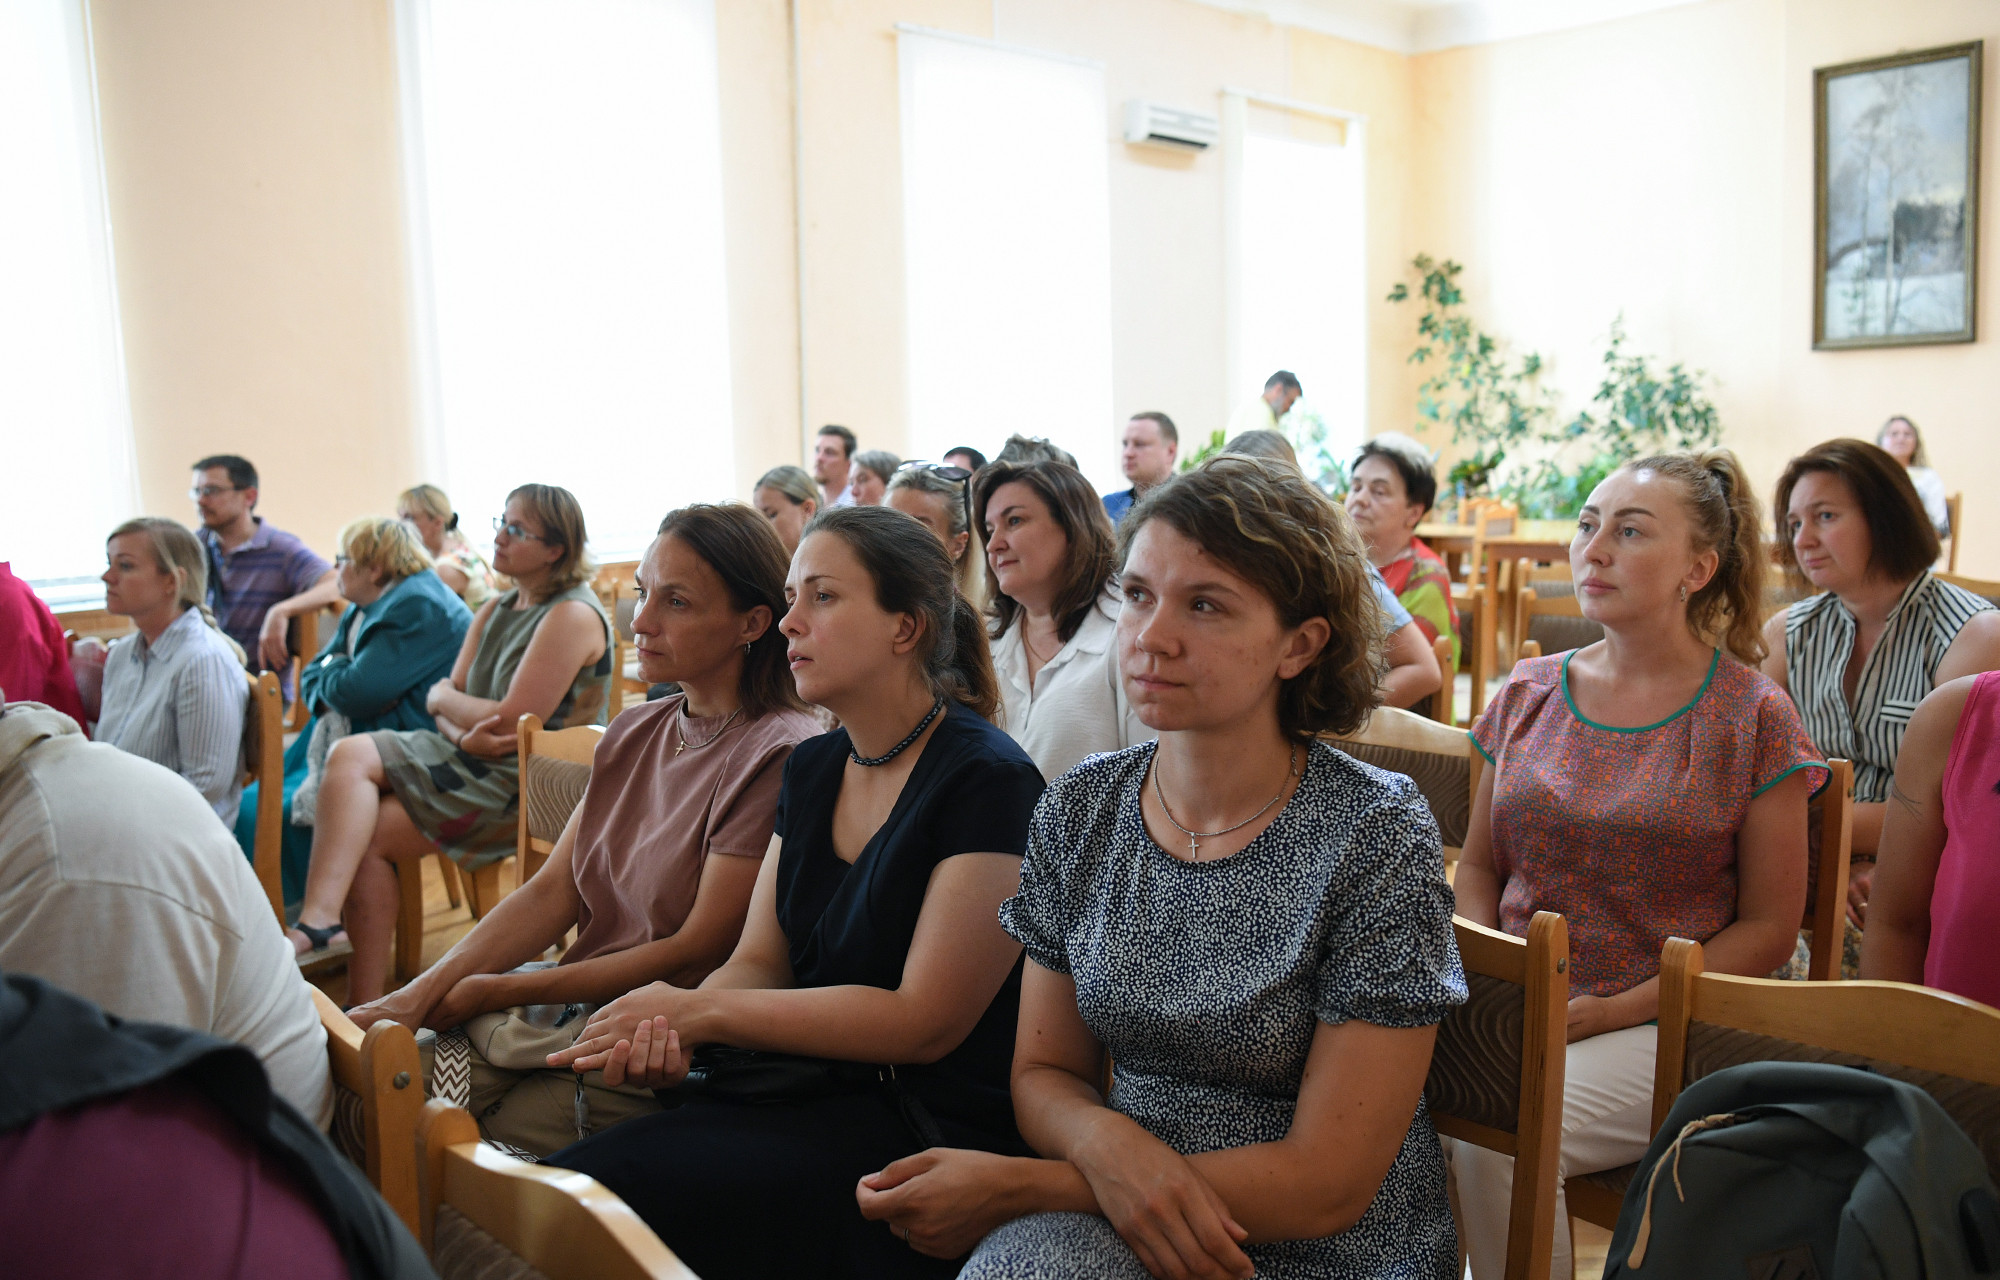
[95,517,250,824]
[752,465,819,555]
[233,517,472,908]
[290,484,613,1004]
[398,483,498,606]
[887,460,983,609]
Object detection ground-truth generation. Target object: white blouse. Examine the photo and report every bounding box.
[991,591,1154,781]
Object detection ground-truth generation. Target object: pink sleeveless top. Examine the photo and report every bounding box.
[1926,671,2000,1007]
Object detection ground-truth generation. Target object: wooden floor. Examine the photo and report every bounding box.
[306,854,498,1006]
[1574,1220,1612,1278]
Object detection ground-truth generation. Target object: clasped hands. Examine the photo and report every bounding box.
[856,1114,1255,1280]
[545,981,694,1088]
[427,678,517,757]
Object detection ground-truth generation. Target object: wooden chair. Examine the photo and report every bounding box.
[243,671,287,924]
[1938,570,2000,611]
[1800,758,1854,983]
[283,603,345,732]
[1653,934,2000,1182]
[1428,913,1568,1280]
[1945,491,1963,573]
[1427,633,1454,728]
[311,987,424,1238]
[1508,559,1601,666]
[1454,504,1519,720]
[391,714,603,982]
[609,578,649,712]
[419,1099,698,1278]
[516,712,603,887]
[1329,706,1481,866]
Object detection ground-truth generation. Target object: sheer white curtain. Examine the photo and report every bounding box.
[396,0,734,559]
[0,0,136,594]
[1230,118,1366,483]
[899,29,1118,492]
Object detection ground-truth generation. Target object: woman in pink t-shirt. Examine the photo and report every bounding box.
[350,503,820,1156]
[1861,671,2000,1007]
[1453,450,1824,1280]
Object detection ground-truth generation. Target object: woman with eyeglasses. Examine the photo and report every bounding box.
[397,483,498,607]
[233,517,470,912]
[287,484,614,1005]
[888,462,983,610]
[977,459,1151,781]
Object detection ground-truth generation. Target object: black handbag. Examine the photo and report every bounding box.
[677,1046,946,1147]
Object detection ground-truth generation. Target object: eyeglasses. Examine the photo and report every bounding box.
[492,516,549,544]
[189,485,242,500]
[333,554,352,568]
[895,461,972,483]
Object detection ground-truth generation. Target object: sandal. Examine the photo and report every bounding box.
[292,921,347,954]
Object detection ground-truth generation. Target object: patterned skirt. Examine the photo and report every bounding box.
[374,729,521,869]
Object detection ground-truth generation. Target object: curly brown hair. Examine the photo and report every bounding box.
[1120,455,1384,740]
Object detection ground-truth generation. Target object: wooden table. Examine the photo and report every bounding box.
[1416,519,1576,581]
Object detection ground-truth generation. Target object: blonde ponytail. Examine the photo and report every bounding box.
[1626,449,1767,665]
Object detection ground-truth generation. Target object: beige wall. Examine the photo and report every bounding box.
[1410,0,1997,575]
[81,0,1996,577]
[90,0,415,557]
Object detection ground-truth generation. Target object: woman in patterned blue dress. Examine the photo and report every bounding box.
[856,456,1468,1279]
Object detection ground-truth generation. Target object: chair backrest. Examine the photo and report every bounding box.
[1427,913,1568,1280]
[419,1099,698,1279]
[1945,492,1963,573]
[1653,936,2000,1183]
[1938,571,2000,611]
[1509,560,1602,662]
[1328,706,1479,860]
[515,713,604,883]
[243,671,286,922]
[1799,758,1854,982]
[310,986,424,1238]
[1427,633,1455,727]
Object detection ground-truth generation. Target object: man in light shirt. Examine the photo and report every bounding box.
[1101,412,1179,523]
[812,425,860,508]
[0,696,333,1128]
[1227,370,1303,438]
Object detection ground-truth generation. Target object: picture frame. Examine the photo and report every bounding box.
[1814,41,1982,349]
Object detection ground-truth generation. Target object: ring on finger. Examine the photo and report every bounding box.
[900,1225,911,1245]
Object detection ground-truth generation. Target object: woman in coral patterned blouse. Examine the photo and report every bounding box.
[1452,450,1825,1280]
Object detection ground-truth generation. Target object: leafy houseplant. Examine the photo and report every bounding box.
[1387,256,1722,519]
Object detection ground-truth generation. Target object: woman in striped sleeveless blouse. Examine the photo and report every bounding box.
[1762,439,2000,962]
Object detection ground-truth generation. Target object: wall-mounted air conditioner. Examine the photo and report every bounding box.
[1123,100,1218,150]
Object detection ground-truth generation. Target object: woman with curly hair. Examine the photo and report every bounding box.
[856,455,1469,1279]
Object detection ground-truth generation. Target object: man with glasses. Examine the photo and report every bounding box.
[190,455,339,683]
[1101,411,1179,523]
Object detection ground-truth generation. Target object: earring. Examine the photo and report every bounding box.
[1679,584,1688,603]
[744,643,753,654]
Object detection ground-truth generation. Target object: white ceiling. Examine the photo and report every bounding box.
[1186,0,1708,55]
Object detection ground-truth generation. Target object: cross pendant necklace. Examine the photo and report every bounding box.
[1152,744,1299,862]
[677,705,739,756]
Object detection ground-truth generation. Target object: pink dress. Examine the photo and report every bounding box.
[1925,670,2000,1007]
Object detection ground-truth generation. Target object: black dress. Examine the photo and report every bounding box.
[546,702,1046,1280]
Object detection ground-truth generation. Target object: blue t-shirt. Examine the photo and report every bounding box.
[1369,564,1414,631]
[1101,488,1137,523]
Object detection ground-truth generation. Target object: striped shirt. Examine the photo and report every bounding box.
[1783,573,1996,802]
[97,608,247,826]
[197,518,330,664]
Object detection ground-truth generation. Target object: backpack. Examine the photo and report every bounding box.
[1602,1060,2000,1280]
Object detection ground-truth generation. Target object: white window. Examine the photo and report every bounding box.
[396,0,734,559]
[1228,104,1366,487]
[0,0,136,598]
[898,28,1118,491]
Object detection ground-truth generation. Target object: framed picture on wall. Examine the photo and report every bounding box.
[1814,41,1982,349]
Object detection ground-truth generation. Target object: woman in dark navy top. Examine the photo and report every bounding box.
[546,505,1045,1280]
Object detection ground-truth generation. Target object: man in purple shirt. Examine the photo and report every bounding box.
[190,455,340,678]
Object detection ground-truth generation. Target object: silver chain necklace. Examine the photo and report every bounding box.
[675,705,740,756]
[1151,743,1299,861]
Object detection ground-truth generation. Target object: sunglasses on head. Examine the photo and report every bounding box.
[895,460,972,483]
